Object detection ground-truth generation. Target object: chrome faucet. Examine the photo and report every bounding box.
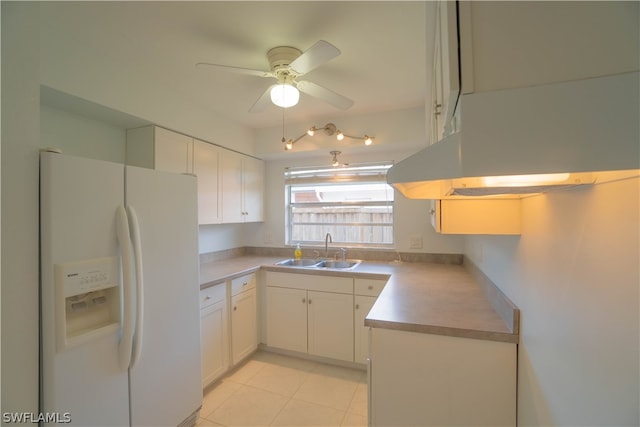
[324,233,332,258]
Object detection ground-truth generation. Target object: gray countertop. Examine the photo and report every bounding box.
[200,255,518,344]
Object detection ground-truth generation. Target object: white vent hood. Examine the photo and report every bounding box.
[388,72,639,199]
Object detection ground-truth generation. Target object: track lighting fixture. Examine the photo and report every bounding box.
[283,122,375,151]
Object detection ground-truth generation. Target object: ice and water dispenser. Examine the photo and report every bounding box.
[54,257,120,351]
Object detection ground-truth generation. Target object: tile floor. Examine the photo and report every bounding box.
[196,351,367,427]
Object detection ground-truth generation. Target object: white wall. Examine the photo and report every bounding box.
[245,150,464,254]
[1,1,40,416]
[198,223,247,254]
[40,105,126,163]
[465,177,639,426]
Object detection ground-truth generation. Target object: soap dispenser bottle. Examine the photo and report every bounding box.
[294,244,302,260]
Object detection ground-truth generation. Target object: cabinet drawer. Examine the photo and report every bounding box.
[200,283,226,309]
[354,278,387,297]
[231,273,256,296]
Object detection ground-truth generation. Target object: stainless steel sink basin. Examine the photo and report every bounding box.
[316,260,361,269]
[275,258,361,270]
[276,258,323,267]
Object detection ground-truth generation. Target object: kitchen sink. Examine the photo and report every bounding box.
[276,258,323,267]
[275,258,361,270]
[315,260,360,269]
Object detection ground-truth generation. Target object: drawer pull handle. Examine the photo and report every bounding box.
[204,296,211,300]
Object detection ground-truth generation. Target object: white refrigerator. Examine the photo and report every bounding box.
[40,151,202,426]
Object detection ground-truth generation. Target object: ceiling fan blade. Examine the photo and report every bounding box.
[196,62,273,78]
[289,40,341,75]
[249,85,275,113]
[296,80,354,110]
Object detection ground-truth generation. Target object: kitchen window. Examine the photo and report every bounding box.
[285,162,394,247]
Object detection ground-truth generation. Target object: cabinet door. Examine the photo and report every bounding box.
[307,291,354,362]
[242,156,264,222]
[431,1,460,144]
[154,126,193,174]
[354,295,377,364]
[200,299,228,388]
[266,286,307,353]
[231,287,257,365]
[221,150,244,223]
[193,140,221,225]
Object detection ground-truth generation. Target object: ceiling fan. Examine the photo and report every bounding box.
[196,40,354,112]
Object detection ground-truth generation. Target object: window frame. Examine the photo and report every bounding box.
[285,162,395,249]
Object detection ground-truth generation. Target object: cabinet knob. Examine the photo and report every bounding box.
[242,281,248,286]
[302,298,306,304]
[368,285,373,290]
[308,299,312,304]
[355,304,360,309]
[204,296,211,300]
[233,306,237,311]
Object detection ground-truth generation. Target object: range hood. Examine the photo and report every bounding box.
[388,72,639,199]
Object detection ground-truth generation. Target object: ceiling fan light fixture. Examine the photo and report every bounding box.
[336,131,345,141]
[270,83,299,108]
[364,135,373,146]
[307,127,316,136]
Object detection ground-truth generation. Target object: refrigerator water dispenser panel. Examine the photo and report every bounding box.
[54,256,120,351]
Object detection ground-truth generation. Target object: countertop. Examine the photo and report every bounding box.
[200,255,518,344]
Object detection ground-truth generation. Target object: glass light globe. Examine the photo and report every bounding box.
[270,84,300,108]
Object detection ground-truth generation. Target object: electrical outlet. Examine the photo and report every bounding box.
[409,235,423,249]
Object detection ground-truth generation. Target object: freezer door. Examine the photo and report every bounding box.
[40,152,130,426]
[125,165,202,426]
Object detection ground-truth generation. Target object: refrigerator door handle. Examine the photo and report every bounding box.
[116,205,135,371]
[127,205,144,369]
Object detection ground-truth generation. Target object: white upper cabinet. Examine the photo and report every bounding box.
[242,156,265,222]
[127,125,264,225]
[221,150,264,223]
[458,1,638,94]
[127,126,193,174]
[153,127,193,174]
[430,0,460,144]
[428,0,638,145]
[193,140,221,225]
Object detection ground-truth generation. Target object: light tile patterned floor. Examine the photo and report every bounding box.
[197,351,367,427]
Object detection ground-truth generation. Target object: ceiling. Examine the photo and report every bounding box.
[39,1,434,133]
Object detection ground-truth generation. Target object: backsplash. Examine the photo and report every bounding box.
[200,246,462,265]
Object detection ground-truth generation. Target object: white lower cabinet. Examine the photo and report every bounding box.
[266,286,308,353]
[265,272,354,362]
[354,278,387,364]
[230,274,258,365]
[369,327,517,426]
[307,290,353,361]
[354,295,376,364]
[199,284,228,388]
[199,272,257,389]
